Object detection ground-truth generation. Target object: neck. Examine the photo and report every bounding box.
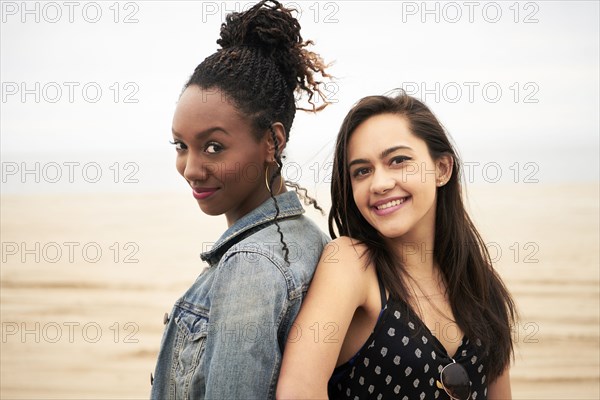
[224,185,285,227]
[270,176,288,196]
[387,229,436,278]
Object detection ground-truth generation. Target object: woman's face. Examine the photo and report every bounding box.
[171,86,272,226]
[347,114,449,245]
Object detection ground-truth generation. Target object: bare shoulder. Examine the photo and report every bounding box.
[321,236,369,265]
[314,236,373,283]
[296,236,375,324]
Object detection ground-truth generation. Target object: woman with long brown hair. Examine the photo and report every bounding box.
[277,91,517,399]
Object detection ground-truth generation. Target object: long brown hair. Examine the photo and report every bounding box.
[328,91,517,382]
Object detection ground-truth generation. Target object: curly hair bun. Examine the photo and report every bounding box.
[217,0,331,111]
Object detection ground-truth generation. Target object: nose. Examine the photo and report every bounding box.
[370,168,395,194]
[180,152,208,183]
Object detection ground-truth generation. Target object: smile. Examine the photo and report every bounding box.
[375,198,407,210]
[372,196,410,216]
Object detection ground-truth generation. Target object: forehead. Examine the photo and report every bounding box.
[348,114,426,159]
[173,86,252,136]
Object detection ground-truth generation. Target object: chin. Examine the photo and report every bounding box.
[197,203,224,216]
[371,220,409,238]
[379,230,409,241]
[381,225,420,244]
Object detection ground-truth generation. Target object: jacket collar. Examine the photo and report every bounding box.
[200,191,304,266]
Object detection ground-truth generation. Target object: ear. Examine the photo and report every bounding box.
[264,122,287,162]
[435,154,454,187]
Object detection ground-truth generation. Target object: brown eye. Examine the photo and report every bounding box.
[390,156,411,165]
[169,140,187,152]
[352,167,370,178]
[205,142,224,154]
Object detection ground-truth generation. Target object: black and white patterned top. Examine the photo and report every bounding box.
[328,277,488,400]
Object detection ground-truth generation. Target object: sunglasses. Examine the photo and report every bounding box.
[436,359,471,400]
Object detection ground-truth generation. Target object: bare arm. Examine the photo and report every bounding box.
[276,238,369,399]
[487,368,512,400]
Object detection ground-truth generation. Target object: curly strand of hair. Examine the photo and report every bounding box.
[268,126,290,264]
[296,44,334,112]
[284,181,324,215]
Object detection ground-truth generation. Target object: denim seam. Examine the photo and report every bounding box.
[220,248,296,300]
[175,299,210,317]
[268,274,290,400]
[169,325,184,399]
[216,208,302,246]
[203,211,303,264]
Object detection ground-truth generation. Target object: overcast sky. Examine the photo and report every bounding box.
[1,0,598,193]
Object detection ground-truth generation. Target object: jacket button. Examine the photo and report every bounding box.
[163,312,169,325]
[150,372,154,385]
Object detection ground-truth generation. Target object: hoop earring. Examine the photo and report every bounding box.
[265,163,284,194]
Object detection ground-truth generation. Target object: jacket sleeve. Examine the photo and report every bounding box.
[203,250,289,400]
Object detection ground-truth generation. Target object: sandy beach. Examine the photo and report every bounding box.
[1,183,598,399]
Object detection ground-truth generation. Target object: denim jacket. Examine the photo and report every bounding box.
[151,191,329,400]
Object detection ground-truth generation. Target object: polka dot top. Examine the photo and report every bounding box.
[328,276,488,400]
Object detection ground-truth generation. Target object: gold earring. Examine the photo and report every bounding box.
[265,163,284,194]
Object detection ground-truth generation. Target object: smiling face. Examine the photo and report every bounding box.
[347,113,451,245]
[171,86,274,226]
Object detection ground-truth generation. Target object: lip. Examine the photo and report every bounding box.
[192,187,219,200]
[371,196,411,216]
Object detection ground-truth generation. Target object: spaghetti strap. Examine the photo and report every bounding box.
[376,269,387,309]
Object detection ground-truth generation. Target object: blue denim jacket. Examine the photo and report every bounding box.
[151,191,329,400]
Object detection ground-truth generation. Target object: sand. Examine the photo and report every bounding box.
[1,183,598,399]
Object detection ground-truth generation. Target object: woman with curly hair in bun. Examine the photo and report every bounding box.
[150,1,332,398]
[278,92,516,400]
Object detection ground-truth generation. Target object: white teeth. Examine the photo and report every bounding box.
[376,198,406,210]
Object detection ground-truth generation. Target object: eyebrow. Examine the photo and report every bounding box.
[171,126,229,140]
[348,145,413,168]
